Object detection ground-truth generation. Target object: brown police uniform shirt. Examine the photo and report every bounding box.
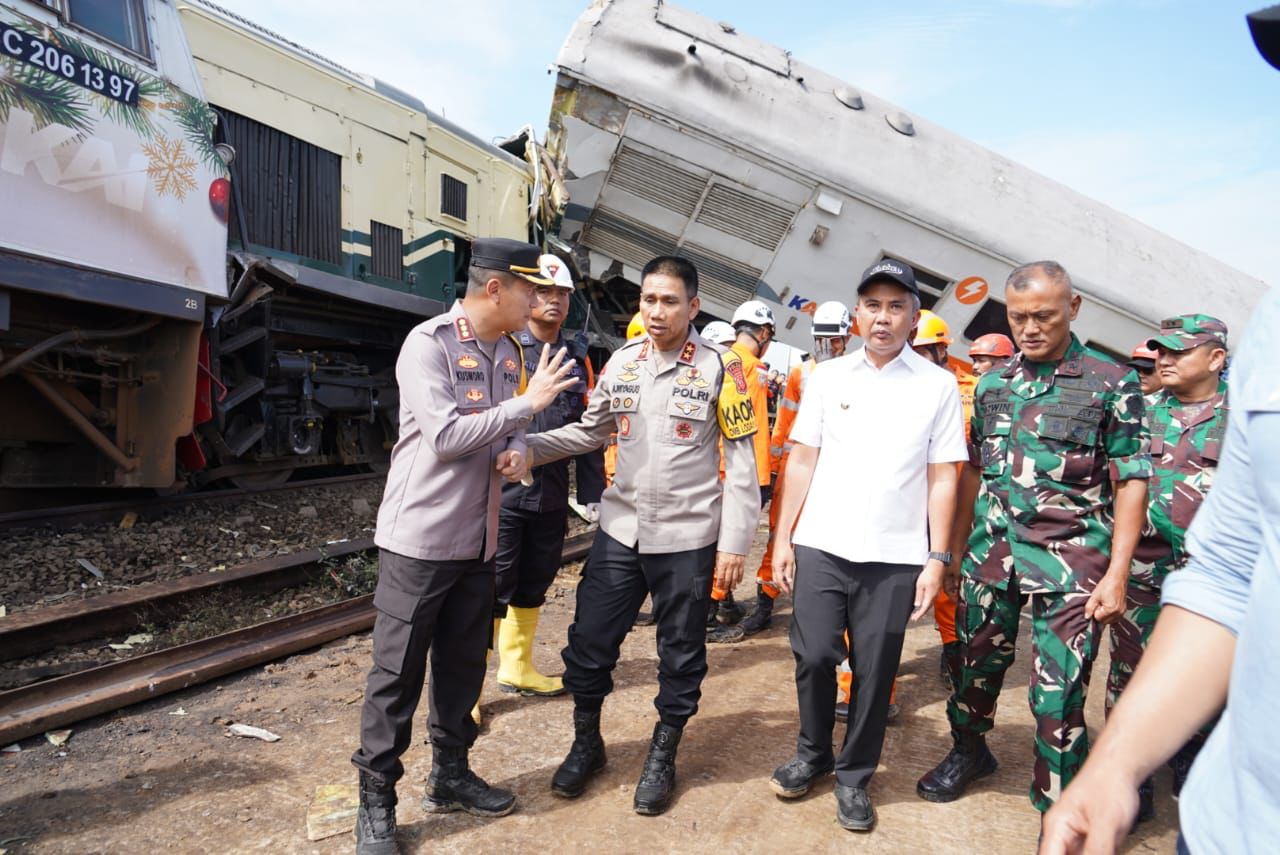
[375,301,531,561]
[527,328,761,555]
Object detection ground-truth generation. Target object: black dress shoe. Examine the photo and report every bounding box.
[835,784,875,832]
[769,756,834,798]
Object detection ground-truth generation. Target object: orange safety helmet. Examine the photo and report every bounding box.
[969,333,1015,358]
[912,309,952,347]
[1130,343,1158,361]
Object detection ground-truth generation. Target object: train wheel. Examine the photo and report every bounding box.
[228,468,295,489]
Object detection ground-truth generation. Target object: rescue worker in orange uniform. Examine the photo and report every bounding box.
[968,333,1015,376]
[1126,342,1163,395]
[707,302,775,638]
[911,310,976,690]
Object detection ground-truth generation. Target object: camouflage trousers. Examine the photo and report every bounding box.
[1107,579,1218,744]
[947,575,1100,812]
[1105,581,1162,716]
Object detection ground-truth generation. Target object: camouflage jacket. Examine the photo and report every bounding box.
[964,335,1151,593]
[1130,381,1228,587]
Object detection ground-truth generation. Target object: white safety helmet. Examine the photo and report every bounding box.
[701,320,737,344]
[731,300,776,331]
[537,253,574,290]
[812,301,852,337]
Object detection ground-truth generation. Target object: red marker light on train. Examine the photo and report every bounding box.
[209,178,231,224]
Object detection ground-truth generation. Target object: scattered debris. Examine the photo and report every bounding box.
[168,707,188,717]
[76,558,104,580]
[108,633,154,651]
[118,511,138,529]
[341,692,363,705]
[306,784,359,841]
[298,505,318,519]
[44,730,72,747]
[1,744,19,754]
[0,605,6,618]
[227,723,281,742]
[351,497,372,516]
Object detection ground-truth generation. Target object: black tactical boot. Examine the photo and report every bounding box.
[633,722,683,815]
[551,708,607,798]
[916,731,999,803]
[1136,778,1155,824]
[737,589,774,636]
[769,756,834,798]
[423,745,516,817]
[716,593,744,625]
[355,772,399,855]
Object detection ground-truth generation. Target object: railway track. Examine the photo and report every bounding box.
[0,472,383,532]
[0,530,595,744]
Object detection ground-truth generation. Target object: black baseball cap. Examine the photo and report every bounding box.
[470,238,553,285]
[857,258,920,299]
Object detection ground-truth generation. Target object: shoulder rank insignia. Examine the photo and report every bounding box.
[678,340,697,366]
[717,354,757,440]
[637,340,651,361]
[454,316,475,342]
[457,354,479,369]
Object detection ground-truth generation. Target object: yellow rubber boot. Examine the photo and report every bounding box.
[470,618,501,726]
[496,605,565,697]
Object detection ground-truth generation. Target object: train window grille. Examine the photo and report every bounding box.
[370,222,403,281]
[218,107,342,266]
[875,256,946,310]
[441,174,467,221]
[65,0,152,60]
[963,298,1014,343]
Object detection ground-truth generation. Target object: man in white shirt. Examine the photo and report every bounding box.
[768,260,967,832]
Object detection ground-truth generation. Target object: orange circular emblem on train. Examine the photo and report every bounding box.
[955,276,989,305]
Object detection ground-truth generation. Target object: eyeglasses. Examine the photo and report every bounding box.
[1135,366,1155,376]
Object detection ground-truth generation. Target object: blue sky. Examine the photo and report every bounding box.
[214,0,1279,286]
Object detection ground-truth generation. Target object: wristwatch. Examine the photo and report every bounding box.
[928,551,953,565]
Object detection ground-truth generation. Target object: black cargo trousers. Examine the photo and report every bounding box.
[351,548,494,786]
[563,532,716,726]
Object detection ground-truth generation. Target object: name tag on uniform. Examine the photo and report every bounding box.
[610,382,640,412]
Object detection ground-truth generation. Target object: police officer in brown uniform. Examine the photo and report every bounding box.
[508,255,761,816]
[352,238,579,855]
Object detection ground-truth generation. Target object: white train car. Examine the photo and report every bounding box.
[546,0,1269,360]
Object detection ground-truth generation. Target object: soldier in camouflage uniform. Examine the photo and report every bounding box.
[917,261,1151,813]
[1107,313,1229,820]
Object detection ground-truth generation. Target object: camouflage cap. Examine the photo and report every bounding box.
[1147,314,1228,352]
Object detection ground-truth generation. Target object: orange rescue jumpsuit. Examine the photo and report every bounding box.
[932,363,977,645]
[711,341,771,601]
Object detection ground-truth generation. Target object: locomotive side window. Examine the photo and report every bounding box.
[441,174,467,221]
[963,298,1014,342]
[876,255,946,309]
[66,0,151,59]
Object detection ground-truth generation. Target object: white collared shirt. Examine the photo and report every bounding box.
[789,344,967,565]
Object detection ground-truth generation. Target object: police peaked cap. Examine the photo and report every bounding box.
[471,238,554,285]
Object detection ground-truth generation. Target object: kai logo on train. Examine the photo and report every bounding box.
[955,277,989,305]
[457,354,479,369]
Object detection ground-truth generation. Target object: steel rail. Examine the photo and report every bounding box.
[0,530,595,744]
[0,472,381,532]
[0,538,376,662]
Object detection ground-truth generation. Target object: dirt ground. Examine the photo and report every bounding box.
[0,529,1180,854]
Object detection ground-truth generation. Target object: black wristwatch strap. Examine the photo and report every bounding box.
[928,550,953,564]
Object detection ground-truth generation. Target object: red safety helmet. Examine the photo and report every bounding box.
[1130,343,1158,361]
[969,333,1014,358]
